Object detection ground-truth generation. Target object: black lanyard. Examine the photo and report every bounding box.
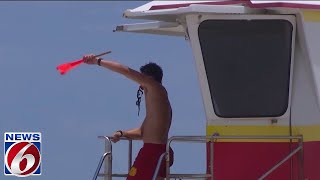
[136,87,144,116]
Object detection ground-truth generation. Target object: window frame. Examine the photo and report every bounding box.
[186,14,296,122]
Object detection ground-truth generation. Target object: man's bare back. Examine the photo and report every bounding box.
[141,83,172,144]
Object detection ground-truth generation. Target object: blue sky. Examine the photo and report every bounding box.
[0,2,206,179]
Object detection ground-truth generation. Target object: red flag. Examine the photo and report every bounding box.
[56,59,83,75]
[57,51,111,75]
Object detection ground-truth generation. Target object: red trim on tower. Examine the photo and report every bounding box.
[247,2,320,9]
[206,141,320,180]
[302,142,320,179]
[149,0,247,10]
[149,0,320,11]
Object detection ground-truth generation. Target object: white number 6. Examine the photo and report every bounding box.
[10,143,35,175]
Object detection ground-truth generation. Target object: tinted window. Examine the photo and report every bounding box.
[198,20,293,118]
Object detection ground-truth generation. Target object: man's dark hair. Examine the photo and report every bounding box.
[140,62,163,83]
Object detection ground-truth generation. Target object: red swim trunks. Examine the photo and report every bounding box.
[127,143,174,180]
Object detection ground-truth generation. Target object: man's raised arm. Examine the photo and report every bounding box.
[83,55,155,87]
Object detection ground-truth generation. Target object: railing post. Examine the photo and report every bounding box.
[166,139,172,180]
[128,140,133,172]
[210,134,217,180]
[153,153,167,180]
[298,137,304,180]
[93,152,111,180]
[104,138,112,180]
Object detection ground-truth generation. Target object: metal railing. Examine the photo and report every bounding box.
[93,152,111,180]
[93,135,212,180]
[164,135,304,180]
[93,136,133,180]
[93,134,304,180]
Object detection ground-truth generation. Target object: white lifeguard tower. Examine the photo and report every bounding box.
[94,1,320,179]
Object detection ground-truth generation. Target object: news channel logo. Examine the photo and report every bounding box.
[4,132,41,177]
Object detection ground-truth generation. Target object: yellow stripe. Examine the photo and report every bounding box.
[292,125,320,142]
[207,125,320,142]
[303,10,320,22]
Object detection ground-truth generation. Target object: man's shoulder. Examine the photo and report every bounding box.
[148,83,168,95]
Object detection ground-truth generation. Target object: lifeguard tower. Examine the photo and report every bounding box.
[93,1,320,179]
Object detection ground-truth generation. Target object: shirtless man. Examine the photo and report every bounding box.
[83,55,173,180]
